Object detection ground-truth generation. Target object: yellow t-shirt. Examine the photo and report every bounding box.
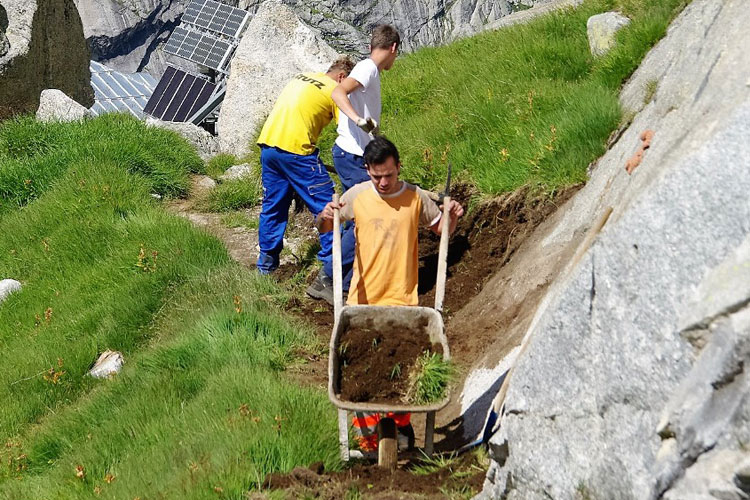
[340,181,442,306]
[257,72,338,155]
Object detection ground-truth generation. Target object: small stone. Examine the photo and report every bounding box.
[195,175,217,191]
[587,12,631,57]
[219,163,254,182]
[0,279,22,303]
[88,350,124,378]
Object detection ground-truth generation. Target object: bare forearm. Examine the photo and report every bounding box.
[332,86,361,122]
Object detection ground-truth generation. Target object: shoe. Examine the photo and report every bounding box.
[306,273,334,305]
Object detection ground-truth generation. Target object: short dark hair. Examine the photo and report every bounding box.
[364,136,400,168]
[370,24,400,50]
[327,56,355,75]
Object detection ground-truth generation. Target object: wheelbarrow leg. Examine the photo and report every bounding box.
[424,411,436,457]
[338,409,350,461]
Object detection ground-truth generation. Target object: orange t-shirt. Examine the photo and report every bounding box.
[340,181,442,306]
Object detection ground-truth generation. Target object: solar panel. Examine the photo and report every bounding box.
[163,25,233,71]
[183,0,249,39]
[89,61,158,118]
[143,66,217,122]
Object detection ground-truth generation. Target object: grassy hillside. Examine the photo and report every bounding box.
[316,0,688,197]
[0,116,338,499]
[0,0,690,497]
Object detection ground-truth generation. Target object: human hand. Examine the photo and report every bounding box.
[356,117,378,134]
[441,199,464,220]
[320,200,345,221]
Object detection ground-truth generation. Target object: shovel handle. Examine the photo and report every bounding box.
[332,194,343,317]
[434,196,451,313]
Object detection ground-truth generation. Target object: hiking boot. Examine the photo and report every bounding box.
[306,273,334,305]
[398,423,416,451]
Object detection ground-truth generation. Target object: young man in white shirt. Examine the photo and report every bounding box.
[307,24,401,304]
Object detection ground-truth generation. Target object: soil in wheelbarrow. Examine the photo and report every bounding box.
[337,317,443,404]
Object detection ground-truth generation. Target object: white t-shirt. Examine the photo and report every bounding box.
[335,58,381,156]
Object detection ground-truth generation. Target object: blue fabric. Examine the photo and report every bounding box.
[322,144,372,290]
[257,146,334,274]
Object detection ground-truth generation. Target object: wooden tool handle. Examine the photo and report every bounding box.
[332,194,343,317]
[434,196,451,313]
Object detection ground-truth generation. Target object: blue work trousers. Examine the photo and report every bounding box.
[323,144,371,290]
[257,146,334,274]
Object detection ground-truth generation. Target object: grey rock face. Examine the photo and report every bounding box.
[236,0,538,57]
[587,11,630,57]
[480,0,750,498]
[73,0,546,75]
[217,1,339,158]
[36,89,92,122]
[145,117,220,161]
[0,0,94,120]
[73,0,188,75]
[0,279,21,303]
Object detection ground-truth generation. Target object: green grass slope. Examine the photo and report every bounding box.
[316,0,687,197]
[0,116,338,499]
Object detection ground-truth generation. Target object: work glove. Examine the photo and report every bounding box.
[356,117,379,135]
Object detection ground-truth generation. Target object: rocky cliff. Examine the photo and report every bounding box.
[0,0,94,120]
[73,0,542,75]
[476,0,750,498]
[72,0,188,75]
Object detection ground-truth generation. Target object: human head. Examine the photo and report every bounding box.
[369,25,400,70]
[326,56,355,83]
[364,136,402,195]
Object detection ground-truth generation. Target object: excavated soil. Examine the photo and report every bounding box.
[259,453,486,499]
[337,317,440,403]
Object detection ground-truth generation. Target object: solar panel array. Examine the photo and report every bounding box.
[182,0,248,38]
[143,66,217,122]
[89,61,158,118]
[163,0,249,72]
[163,25,232,71]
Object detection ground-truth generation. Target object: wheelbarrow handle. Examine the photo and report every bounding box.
[434,196,451,313]
[332,193,343,317]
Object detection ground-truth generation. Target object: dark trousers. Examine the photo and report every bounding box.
[323,143,371,290]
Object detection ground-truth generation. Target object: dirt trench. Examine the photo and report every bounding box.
[168,175,579,497]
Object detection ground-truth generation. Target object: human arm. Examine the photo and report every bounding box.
[429,199,464,236]
[331,74,378,133]
[331,77,363,123]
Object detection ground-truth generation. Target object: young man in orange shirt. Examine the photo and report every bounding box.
[317,136,464,450]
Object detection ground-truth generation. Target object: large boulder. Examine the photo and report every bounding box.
[216,0,339,158]
[0,0,93,120]
[479,0,750,498]
[36,89,91,122]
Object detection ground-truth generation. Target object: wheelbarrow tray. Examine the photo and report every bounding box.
[328,304,451,413]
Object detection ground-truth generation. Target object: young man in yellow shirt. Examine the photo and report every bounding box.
[255,57,354,274]
[316,136,463,450]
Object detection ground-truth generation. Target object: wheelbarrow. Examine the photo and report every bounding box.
[327,187,454,464]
